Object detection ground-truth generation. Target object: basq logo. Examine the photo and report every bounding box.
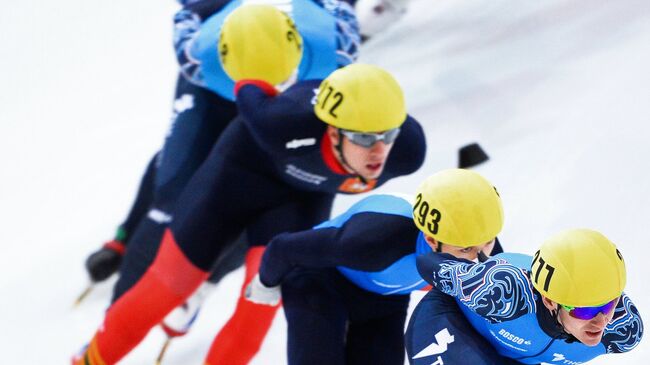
[539,353,583,365]
[286,138,316,149]
[338,177,376,193]
[497,329,531,345]
[412,328,455,365]
[173,94,194,114]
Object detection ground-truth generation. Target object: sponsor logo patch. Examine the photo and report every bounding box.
[338,177,376,193]
[413,328,455,364]
[286,138,317,149]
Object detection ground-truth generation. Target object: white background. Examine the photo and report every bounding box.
[0,0,648,363]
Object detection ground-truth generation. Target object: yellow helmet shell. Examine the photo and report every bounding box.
[219,4,303,85]
[314,64,406,132]
[413,169,504,247]
[531,229,626,307]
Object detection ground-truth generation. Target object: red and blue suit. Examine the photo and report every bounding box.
[79,79,426,365]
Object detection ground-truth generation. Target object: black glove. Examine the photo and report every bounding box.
[85,243,124,282]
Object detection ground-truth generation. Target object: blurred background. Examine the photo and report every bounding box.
[0,0,648,363]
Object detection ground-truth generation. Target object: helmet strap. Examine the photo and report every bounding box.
[335,129,367,184]
[478,250,489,263]
[552,304,579,343]
[534,287,578,343]
[551,306,559,321]
[550,307,564,333]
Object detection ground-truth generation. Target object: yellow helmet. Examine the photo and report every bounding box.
[413,169,504,247]
[314,64,406,132]
[531,229,626,307]
[219,4,303,85]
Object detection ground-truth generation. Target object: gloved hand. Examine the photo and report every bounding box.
[84,240,125,282]
[244,274,281,306]
[234,79,279,97]
[160,281,216,337]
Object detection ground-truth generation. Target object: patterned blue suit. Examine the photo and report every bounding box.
[406,252,643,364]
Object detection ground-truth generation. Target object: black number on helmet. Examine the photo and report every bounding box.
[286,17,298,32]
[533,254,542,280]
[532,251,555,292]
[414,193,422,212]
[413,194,442,235]
[286,30,301,51]
[616,249,624,261]
[542,264,555,292]
[320,84,333,110]
[329,92,343,118]
[319,83,344,118]
[220,43,228,59]
[427,208,442,235]
[417,201,430,227]
[532,251,540,272]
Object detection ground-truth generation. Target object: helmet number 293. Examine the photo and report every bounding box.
[414,193,442,235]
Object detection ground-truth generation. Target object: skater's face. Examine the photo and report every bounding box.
[424,236,496,262]
[327,127,397,180]
[541,296,619,346]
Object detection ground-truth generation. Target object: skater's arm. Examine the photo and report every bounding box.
[260,211,417,287]
[235,81,323,155]
[173,0,231,87]
[416,253,535,323]
[602,292,644,353]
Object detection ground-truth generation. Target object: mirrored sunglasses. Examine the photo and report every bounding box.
[340,128,401,148]
[560,298,618,320]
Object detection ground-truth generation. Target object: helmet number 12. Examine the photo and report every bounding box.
[318,81,344,118]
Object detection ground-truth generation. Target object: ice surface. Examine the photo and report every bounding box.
[1,0,648,363]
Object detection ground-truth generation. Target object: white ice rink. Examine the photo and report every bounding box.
[1,0,648,363]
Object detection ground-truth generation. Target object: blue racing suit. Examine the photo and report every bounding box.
[83,78,426,365]
[112,0,361,301]
[407,252,644,364]
[174,0,360,100]
[259,194,503,365]
[261,194,430,290]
